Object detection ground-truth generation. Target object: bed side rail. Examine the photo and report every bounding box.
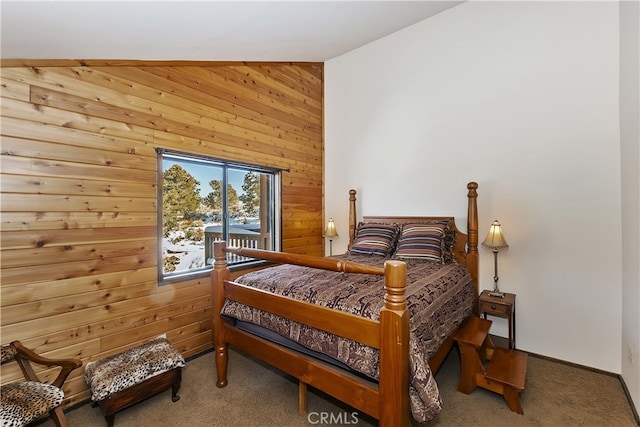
[224,246,385,276]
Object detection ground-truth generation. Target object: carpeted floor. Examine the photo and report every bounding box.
[40,347,638,426]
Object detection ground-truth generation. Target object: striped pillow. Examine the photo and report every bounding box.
[350,223,399,257]
[395,222,447,263]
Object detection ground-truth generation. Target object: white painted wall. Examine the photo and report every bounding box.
[619,0,640,411]
[325,0,624,378]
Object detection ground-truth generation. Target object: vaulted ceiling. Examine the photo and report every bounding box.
[1,1,463,62]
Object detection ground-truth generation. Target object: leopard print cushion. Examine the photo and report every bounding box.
[1,345,17,364]
[83,338,185,402]
[0,381,64,427]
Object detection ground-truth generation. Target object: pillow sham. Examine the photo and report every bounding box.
[394,222,447,263]
[443,226,457,263]
[350,222,399,257]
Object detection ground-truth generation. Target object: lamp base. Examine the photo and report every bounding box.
[489,290,505,298]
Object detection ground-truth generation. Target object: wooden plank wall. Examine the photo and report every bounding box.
[0,60,324,407]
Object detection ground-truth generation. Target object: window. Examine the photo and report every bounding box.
[158,149,281,282]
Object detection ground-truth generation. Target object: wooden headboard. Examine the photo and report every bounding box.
[346,182,479,298]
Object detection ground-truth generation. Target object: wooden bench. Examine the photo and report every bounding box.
[453,316,528,414]
[84,338,185,427]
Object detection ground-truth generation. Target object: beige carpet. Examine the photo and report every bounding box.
[39,347,638,427]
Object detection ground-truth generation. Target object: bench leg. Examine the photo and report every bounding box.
[171,369,182,402]
[105,413,115,427]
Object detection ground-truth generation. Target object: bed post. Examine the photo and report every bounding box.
[379,260,410,426]
[466,182,479,299]
[348,189,357,250]
[212,241,229,388]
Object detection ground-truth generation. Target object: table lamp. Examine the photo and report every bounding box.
[481,220,509,298]
[324,218,338,256]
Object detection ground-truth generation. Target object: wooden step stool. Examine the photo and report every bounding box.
[453,316,528,414]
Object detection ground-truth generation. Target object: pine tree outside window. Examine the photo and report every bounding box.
[158,149,280,283]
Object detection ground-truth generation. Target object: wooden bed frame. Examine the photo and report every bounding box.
[211,182,478,426]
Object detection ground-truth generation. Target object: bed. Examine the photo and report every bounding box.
[211,182,479,425]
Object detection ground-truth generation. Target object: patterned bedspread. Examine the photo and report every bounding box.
[221,253,475,423]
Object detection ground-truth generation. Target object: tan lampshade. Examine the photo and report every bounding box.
[324,218,338,238]
[481,220,509,251]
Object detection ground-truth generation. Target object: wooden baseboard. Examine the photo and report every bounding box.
[526,351,618,378]
[618,374,640,425]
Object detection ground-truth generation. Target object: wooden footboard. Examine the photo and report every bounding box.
[212,243,410,426]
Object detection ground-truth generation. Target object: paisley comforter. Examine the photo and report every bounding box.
[221,253,474,422]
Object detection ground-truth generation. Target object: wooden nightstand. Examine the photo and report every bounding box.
[478,290,516,349]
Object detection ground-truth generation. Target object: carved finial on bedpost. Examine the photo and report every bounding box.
[383,260,407,310]
[213,240,228,270]
[466,182,479,299]
[348,189,357,250]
